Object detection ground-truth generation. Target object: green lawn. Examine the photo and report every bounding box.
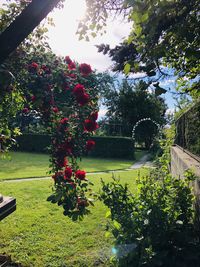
[0,150,147,180]
[0,169,148,267]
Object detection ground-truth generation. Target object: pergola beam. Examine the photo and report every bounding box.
[0,0,62,65]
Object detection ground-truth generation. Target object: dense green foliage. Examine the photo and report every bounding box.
[175,101,200,157]
[81,0,200,96]
[101,171,200,267]
[89,136,134,159]
[100,128,200,266]
[15,133,134,159]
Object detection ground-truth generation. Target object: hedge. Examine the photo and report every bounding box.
[14,134,134,159]
[175,101,200,157]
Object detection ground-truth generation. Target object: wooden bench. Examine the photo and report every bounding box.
[0,194,16,221]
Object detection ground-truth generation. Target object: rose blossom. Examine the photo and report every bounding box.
[68,62,76,70]
[84,119,98,132]
[22,107,29,114]
[64,56,72,64]
[60,118,68,125]
[28,62,38,72]
[52,107,59,113]
[75,170,86,180]
[73,84,85,96]
[79,63,92,76]
[64,167,73,180]
[31,95,36,102]
[86,140,95,151]
[76,93,90,106]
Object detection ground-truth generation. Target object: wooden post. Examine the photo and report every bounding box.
[0,0,62,65]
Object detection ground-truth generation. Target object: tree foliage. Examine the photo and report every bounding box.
[80,0,200,96]
[100,79,167,148]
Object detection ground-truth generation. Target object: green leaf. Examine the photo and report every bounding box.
[105,231,111,238]
[141,12,149,22]
[105,210,111,218]
[113,220,121,230]
[135,25,142,36]
[124,63,131,75]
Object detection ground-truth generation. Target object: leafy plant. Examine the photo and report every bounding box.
[101,170,200,266]
[100,126,200,266]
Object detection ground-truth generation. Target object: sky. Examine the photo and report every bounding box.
[0,0,177,115]
[47,0,177,114]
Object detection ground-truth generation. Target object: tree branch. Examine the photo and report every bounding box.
[0,0,62,65]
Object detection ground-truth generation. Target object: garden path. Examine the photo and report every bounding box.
[1,154,154,183]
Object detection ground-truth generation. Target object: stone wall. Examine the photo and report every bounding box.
[171,145,200,228]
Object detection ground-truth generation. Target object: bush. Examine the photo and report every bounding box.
[15,134,51,153]
[89,136,134,159]
[101,171,200,267]
[15,134,134,159]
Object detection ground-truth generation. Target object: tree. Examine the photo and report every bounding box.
[79,0,200,96]
[101,79,167,148]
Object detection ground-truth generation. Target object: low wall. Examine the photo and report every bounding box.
[171,145,200,227]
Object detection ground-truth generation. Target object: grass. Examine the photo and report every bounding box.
[0,169,149,267]
[0,150,147,180]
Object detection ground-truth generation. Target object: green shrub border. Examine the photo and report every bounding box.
[14,134,134,159]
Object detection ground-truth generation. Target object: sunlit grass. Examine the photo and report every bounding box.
[0,169,148,267]
[0,150,147,180]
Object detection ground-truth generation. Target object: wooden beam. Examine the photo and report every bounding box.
[0,0,62,65]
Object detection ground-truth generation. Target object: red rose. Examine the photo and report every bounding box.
[31,95,36,102]
[68,73,77,79]
[60,117,69,125]
[68,62,76,70]
[84,119,98,132]
[90,111,98,121]
[64,56,72,64]
[56,157,68,168]
[73,84,85,96]
[77,197,88,207]
[52,107,59,113]
[28,62,38,72]
[41,65,51,74]
[79,63,92,76]
[75,170,86,180]
[22,107,29,114]
[76,93,90,106]
[86,140,95,151]
[64,167,73,180]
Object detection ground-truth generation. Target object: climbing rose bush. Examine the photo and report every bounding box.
[24,56,98,219]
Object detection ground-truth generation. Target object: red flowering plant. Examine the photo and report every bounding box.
[24,56,98,219]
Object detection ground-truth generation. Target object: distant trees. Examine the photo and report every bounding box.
[100,79,167,148]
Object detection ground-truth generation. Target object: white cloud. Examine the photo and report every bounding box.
[159,78,176,87]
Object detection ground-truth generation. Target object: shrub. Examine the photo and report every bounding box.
[89,136,134,159]
[15,134,134,159]
[101,171,200,267]
[15,133,51,153]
